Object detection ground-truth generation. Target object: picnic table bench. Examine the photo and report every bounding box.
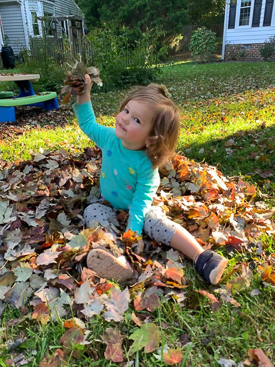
[0,91,14,98]
[0,74,59,122]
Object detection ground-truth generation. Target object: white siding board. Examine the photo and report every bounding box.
[0,2,26,54]
[224,0,275,45]
[226,27,275,44]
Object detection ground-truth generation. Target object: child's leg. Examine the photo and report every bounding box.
[84,203,133,282]
[144,207,228,285]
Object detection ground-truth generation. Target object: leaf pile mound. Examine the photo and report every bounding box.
[0,148,274,365]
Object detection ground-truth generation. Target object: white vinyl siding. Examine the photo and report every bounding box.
[0,2,26,54]
[224,0,275,44]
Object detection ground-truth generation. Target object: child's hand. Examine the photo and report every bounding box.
[76,74,93,105]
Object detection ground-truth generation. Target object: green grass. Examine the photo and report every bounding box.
[0,61,275,366]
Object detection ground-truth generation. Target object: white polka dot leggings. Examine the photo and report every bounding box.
[83,204,182,245]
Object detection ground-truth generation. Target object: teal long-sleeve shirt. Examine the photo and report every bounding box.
[73,101,160,235]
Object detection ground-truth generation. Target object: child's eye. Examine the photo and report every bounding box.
[124,108,129,114]
[134,118,140,124]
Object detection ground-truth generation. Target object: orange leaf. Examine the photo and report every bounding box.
[188,205,209,219]
[62,92,71,104]
[262,266,275,285]
[163,349,183,365]
[134,292,145,311]
[248,348,274,367]
[32,303,50,326]
[165,267,184,284]
[96,282,114,295]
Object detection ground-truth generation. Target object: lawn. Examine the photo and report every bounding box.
[0,61,274,367]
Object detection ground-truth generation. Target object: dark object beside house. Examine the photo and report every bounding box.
[1,46,15,69]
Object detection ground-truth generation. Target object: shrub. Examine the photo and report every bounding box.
[260,36,275,61]
[88,25,167,92]
[189,27,217,63]
[225,44,246,61]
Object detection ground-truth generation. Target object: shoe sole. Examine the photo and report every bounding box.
[209,258,229,285]
[86,249,133,282]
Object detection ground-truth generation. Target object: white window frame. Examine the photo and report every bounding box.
[25,1,43,38]
[271,0,275,26]
[31,11,40,36]
[0,14,4,49]
[236,0,255,28]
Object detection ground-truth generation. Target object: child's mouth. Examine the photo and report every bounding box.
[118,123,126,132]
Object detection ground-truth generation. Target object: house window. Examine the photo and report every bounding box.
[239,0,252,25]
[44,12,55,36]
[32,12,40,36]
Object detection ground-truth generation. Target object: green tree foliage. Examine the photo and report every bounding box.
[188,0,225,27]
[76,0,189,34]
[76,0,225,32]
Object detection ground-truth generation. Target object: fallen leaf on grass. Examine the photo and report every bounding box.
[102,287,130,322]
[102,327,124,363]
[248,348,274,367]
[129,323,161,354]
[36,248,60,266]
[258,264,275,285]
[39,349,66,367]
[59,327,85,351]
[165,267,184,284]
[163,349,183,365]
[32,303,50,326]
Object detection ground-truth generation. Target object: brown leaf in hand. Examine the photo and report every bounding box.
[62,92,71,105]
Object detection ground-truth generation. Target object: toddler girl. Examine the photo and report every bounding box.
[73,76,228,285]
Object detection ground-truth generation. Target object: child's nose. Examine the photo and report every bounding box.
[122,114,129,124]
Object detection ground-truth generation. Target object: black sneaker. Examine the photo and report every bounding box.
[195,250,228,285]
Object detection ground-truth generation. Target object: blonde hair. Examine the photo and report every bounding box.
[120,83,180,169]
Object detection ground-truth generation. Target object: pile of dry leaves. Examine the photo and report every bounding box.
[0,147,274,365]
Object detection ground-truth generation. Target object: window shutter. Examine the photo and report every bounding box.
[252,0,262,26]
[228,2,237,29]
[263,0,274,26]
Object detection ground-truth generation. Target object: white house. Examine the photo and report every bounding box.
[222,0,275,60]
[0,0,84,56]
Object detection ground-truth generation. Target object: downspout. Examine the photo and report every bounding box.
[222,0,229,60]
[20,0,30,50]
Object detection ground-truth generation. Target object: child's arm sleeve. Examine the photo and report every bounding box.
[73,101,112,148]
[127,167,160,235]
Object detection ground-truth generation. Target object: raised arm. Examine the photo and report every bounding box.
[73,75,112,148]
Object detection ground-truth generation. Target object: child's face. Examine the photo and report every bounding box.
[115,100,154,150]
